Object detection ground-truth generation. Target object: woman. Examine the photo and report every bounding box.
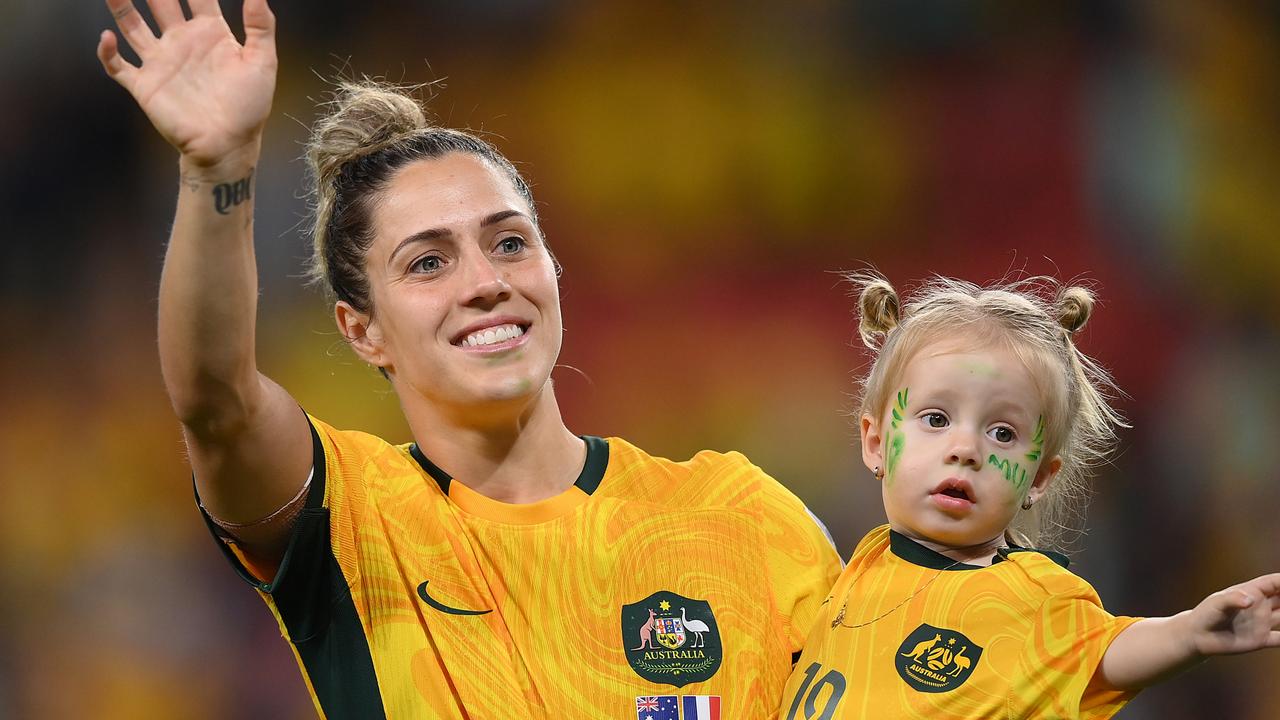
[97,0,842,717]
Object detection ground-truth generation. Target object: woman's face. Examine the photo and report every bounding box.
[348,152,561,417]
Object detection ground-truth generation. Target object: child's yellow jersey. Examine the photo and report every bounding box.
[781,525,1141,720]
[199,415,842,719]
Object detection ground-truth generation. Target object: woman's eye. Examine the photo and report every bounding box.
[924,413,948,428]
[497,236,525,254]
[412,255,444,273]
[991,426,1016,443]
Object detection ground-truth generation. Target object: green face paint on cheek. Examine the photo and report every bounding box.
[1026,416,1044,462]
[886,434,905,485]
[884,388,908,485]
[988,454,1029,494]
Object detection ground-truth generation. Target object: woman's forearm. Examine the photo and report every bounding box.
[158,144,266,436]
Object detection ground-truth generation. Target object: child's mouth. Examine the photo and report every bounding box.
[930,478,975,511]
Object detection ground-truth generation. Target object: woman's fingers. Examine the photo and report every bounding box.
[186,0,222,18]
[143,0,186,31]
[104,0,157,53]
[96,30,139,89]
[242,0,276,58]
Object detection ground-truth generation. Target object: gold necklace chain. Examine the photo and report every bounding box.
[830,546,987,630]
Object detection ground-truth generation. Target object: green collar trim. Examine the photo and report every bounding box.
[888,530,1070,570]
[889,530,986,571]
[994,545,1070,569]
[409,435,609,496]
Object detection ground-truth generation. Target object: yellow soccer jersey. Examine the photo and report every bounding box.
[780,525,1141,720]
[198,415,842,719]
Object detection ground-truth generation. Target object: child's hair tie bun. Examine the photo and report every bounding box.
[846,271,901,349]
[1056,286,1094,335]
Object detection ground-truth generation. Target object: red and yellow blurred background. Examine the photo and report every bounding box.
[2,1,1278,717]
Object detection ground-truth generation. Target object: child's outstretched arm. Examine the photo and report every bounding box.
[1098,573,1280,689]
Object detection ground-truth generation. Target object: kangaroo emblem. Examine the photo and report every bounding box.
[900,633,941,662]
[632,608,657,650]
[895,624,985,693]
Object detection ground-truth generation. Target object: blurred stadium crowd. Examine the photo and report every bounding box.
[1,1,1277,717]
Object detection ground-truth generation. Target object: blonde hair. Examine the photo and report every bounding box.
[304,80,539,312]
[849,271,1126,549]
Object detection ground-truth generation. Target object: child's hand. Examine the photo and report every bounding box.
[1187,573,1280,657]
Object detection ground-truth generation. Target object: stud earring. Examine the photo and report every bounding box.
[1021,495,1034,510]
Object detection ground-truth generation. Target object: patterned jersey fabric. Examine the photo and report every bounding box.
[199,414,842,719]
[781,525,1140,720]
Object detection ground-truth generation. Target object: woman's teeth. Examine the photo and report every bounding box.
[461,324,525,348]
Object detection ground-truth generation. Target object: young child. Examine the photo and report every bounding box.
[781,274,1280,719]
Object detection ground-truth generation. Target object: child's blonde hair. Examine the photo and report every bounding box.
[848,272,1127,549]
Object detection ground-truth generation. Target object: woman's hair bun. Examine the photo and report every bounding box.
[307,80,430,186]
[1056,286,1094,334]
[845,271,900,349]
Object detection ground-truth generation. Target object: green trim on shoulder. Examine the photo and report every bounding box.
[994,545,1070,569]
[195,414,388,718]
[268,418,387,719]
[193,416,327,591]
[573,436,609,495]
[280,540,388,719]
[888,530,985,571]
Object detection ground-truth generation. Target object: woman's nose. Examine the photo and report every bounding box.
[461,253,511,308]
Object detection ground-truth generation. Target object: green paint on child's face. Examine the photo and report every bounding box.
[1026,415,1044,462]
[886,434,905,485]
[890,388,908,428]
[961,359,1000,377]
[884,388,909,484]
[988,416,1044,500]
[988,453,1030,494]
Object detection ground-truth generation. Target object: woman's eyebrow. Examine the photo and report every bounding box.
[389,226,454,266]
[481,209,528,227]
[388,210,531,266]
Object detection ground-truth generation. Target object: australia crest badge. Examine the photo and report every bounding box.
[621,591,722,687]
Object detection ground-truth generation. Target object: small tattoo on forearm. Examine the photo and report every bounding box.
[213,174,254,215]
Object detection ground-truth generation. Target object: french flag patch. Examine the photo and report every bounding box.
[682,695,721,720]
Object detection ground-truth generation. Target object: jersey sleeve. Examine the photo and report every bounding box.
[1008,579,1143,719]
[757,479,844,653]
[194,413,370,607]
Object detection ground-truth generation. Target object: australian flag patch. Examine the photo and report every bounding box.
[635,695,679,720]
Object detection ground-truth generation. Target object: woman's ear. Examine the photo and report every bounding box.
[335,301,387,369]
[861,414,884,479]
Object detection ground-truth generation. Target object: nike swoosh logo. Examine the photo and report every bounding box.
[417,581,492,616]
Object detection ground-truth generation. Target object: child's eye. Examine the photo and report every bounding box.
[989,426,1016,443]
[924,412,948,428]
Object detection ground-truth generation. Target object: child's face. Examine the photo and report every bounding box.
[861,340,1060,553]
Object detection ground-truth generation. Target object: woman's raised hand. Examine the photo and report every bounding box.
[97,0,277,167]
